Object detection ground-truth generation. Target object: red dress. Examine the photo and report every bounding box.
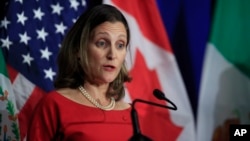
[27,91,133,141]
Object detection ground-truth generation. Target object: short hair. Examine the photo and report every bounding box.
[54,4,131,100]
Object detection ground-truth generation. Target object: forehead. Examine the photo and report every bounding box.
[92,21,127,36]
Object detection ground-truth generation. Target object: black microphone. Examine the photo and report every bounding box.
[129,101,152,141]
[129,90,177,141]
[153,89,177,110]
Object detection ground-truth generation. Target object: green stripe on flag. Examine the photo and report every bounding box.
[0,48,20,140]
[210,0,250,78]
[0,49,8,77]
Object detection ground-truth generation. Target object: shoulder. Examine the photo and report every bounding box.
[35,91,61,109]
[36,90,75,109]
[56,88,90,105]
[56,88,77,99]
[40,90,63,103]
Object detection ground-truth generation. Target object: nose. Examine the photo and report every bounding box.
[107,46,116,60]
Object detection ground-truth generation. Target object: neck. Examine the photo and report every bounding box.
[82,82,110,102]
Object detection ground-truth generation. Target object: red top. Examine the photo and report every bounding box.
[27,91,133,141]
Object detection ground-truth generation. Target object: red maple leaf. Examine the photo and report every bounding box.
[126,50,182,141]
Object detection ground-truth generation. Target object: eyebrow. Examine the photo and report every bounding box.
[95,32,127,39]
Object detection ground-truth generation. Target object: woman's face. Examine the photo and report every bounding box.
[86,21,127,85]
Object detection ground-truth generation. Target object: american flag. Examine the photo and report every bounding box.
[0,0,88,140]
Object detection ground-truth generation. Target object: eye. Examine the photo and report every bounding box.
[117,42,126,49]
[96,40,107,47]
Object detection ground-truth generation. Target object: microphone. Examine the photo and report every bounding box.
[153,89,177,110]
[129,102,152,141]
[129,89,177,141]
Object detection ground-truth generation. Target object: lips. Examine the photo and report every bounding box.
[103,65,115,71]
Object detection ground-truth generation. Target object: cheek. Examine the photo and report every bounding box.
[118,52,127,65]
[121,51,127,61]
[88,50,103,63]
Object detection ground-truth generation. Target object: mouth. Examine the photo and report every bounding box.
[103,65,116,71]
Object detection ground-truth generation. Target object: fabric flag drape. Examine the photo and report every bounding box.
[197,0,250,140]
[156,0,211,112]
[0,49,20,140]
[0,0,88,140]
[104,0,196,141]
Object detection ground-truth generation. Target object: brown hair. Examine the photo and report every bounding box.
[54,4,131,100]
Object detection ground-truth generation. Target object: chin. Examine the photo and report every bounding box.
[107,79,116,83]
[104,78,116,83]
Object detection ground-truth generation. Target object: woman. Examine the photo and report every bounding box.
[27,4,133,141]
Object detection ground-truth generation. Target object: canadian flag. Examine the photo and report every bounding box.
[103,0,196,141]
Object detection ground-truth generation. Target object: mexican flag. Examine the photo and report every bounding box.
[0,49,20,140]
[197,0,250,140]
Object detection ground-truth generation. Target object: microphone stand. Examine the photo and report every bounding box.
[129,103,152,141]
[129,95,177,141]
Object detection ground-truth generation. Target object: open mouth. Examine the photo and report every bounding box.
[103,65,115,71]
